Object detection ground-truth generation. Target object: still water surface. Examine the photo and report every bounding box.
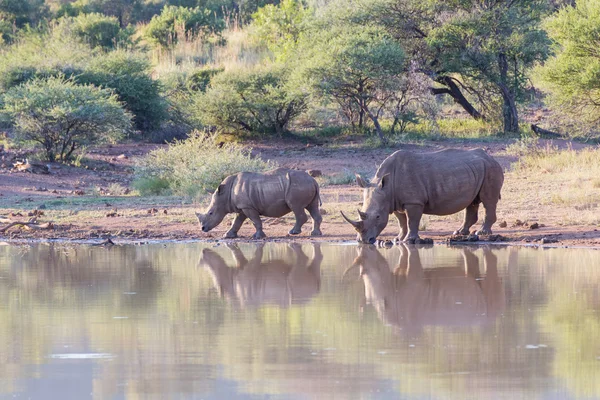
[0,242,599,399]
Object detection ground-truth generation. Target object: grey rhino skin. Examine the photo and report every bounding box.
[342,148,504,244]
[348,244,505,333]
[200,243,322,307]
[196,168,322,239]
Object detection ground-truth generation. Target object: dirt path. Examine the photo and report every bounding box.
[1,139,600,248]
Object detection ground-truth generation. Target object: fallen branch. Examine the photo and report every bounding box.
[531,124,563,138]
[0,221,53,233]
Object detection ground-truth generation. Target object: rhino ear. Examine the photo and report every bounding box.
[356,174,370,188]
[195,212,204,222]
[358,209,368,221]
[378,174,391,190]
[216,184,225,195]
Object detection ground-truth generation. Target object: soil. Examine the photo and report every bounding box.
[1,138,600,248]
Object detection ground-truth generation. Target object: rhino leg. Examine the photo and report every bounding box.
[403,204,423,243]
[306,198,322,236]
[224,213,247,238]
[289,207,309,235]
[393,211,408,242]
[454,203,479,235]
[243,208,267,240]
[476,201,497,235]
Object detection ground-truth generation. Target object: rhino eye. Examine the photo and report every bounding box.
[209,212,213,215]
[376,215,380,219]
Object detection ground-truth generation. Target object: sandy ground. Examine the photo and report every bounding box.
[1,138,600,248]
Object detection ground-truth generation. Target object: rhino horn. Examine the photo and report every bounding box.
[357,209,368,221]
[355,174,371,188]
[340,211,362,231]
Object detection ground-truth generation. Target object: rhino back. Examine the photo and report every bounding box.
[380,149,497,215]
[231,170,291,217]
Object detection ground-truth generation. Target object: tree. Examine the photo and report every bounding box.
[251,0,311,58]
[1,76,132,162]
[538,0,600,125]
[0,0,47,27]
[198,64,307,136]
[372,0,549,133]
[143,5,224,47]
[296,25,405,142]
[57,12,134,49]
[78,51,169,133]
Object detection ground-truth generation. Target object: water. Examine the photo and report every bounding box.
[0,242,599,399]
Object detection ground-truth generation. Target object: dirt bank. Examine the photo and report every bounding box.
[1,139,600,248]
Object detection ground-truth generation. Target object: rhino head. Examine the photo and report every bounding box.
[341,174,391,244]
[196,182,229,232]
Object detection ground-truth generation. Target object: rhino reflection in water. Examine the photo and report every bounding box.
[200,243,322,307]
[351,244,505,332]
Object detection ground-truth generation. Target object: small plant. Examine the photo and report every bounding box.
[134,131,276,198]
[505,136,542,157]
[1,76,132,162]
[317,170,357,186]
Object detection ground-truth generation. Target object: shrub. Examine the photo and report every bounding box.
[56,13,134,50]
[78,51,169,133]
[197,64,307,136]
[134,131,275,197]
[1,76,132,162]
[0,32,167,135]
[143,5,225,48]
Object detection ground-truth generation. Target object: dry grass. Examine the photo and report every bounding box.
[151,25,269,80]
[500,145,600,226]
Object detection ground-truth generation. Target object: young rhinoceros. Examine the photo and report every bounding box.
[341,148,504,244]
[196,168,322,239]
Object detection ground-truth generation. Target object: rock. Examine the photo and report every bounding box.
[541,237,558,244]
[37,204,46,210]
[467,234,479,242]
[320,208,328,215]
[529,222,540,230]
[116,154,128,160]
[499,220,507,228]
[163,209,168,214]
[415,237,434,245]
[306,169,322,178]
[488,234,507,242]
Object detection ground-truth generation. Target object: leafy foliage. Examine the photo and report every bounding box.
[134,131,275,197]
[78,51,169,133]
[295,25,405,141]
[56,12,134,49]
[197,64,307,136]
[251,0,311,58]
[538,0,600,125]
[143,5,224,47]
[1,76,131,162]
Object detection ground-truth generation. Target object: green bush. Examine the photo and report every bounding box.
[1,76,132,162]
[196,64,307,136]
[0,31,168,135]
[78,51,169,133]
[143,5,225,47]
[56,12,134,49]
[134,131,276,198]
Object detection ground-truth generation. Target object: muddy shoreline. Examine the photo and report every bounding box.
[3,139,600,249]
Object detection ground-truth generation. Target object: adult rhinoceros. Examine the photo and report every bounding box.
[341,149,504,244]
[196,168,322,239]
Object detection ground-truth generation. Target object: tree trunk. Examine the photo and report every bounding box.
[432,76,484,120]
[498,53,519,134]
